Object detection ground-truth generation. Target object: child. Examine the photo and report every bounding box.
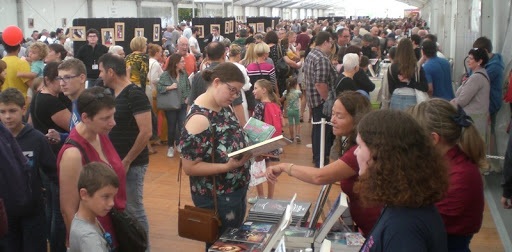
[249,79,283,204]
[0,59,7,88]
[17,42,48,80]
[281,78,302,143]
[69,162,120,252]
[0,88,57,251]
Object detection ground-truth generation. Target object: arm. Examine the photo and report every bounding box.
[59,147,82,237]
[315,82,329,100]
[411,67,429,92]
[156,72,171,93]
[284,56,301,69]
[233,104,247,127]
[190,45,200,56]
[16,72,37,79]
[148,62,162,88]
[122,111,152,171]
[266,159,356,185]
[50,109,71,132]
[453,76,482,108]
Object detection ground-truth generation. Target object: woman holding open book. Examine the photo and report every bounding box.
[265,91,381,237]
[355,110,448,251]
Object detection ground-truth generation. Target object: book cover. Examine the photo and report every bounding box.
[219,228,269,244]
[208,240,258,252]
[228,135,292,158]
[249,199,311,219]
[284,226,316,243]
[244,117,276,145]
[314,192,349,244]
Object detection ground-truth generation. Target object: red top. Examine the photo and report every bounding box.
[339,145,382,237]
[296,33,310,52]
[57,128,127,244]
[263,102,283,138]
[436,145,484,235]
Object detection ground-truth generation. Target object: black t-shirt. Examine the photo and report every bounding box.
[414,47,422,61]
[361,205,448,252]
[335,74,358,94]
[109,84,151,166]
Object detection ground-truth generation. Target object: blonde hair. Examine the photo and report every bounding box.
[29,42,49,60]
[229,44,242,58]
[407,98,487,169]
[242,43,258,66]
[130,36,147,52]
[254,43,270,57]
[255,79,280,106]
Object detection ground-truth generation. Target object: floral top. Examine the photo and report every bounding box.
[282,89,302,111]
[179,104,251,196]
[125,52,149,88]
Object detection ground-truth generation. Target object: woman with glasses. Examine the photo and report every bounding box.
[451,48,490,143]
[58,87,126,248]
[157,53,191,158]
[180,62,252,250]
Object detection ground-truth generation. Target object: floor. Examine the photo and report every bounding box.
[144,119,505,252]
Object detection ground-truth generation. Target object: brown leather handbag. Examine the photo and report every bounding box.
[177,117,221,243]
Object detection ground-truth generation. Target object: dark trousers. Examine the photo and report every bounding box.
[164,104,187,147]
[311,104,333,167]
[0,209,47,252]
[41,174,66,252]
[447,234,473,252]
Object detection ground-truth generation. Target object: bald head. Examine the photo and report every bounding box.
[418,29,428,38]
[370,26,379,37]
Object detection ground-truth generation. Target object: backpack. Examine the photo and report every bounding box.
[322,75,347,117]
[263,103,283,138]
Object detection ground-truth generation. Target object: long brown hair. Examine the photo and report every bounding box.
[355,110,449,208]
[255,79,280,106]
[394,38,416,79]
[165,53,183,79]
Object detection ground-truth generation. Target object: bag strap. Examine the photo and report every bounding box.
[178,111,218,215]
[474,71,490,83]
[256,63,264,78]
[65,138,90,164]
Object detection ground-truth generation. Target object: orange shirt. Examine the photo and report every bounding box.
[163,53,197,76]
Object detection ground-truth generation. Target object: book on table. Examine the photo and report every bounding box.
[260,194,296,252]
[228,135,292,159]
[219,222,276,244]
[246,198,311,226]
[313,191,349,244]
[208,240,259,252]
[244,117,276,145]
[313,232,365,252]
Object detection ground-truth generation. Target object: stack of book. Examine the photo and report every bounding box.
[209,222,276,252]
[283,226,316,249]
[246,198,312,226]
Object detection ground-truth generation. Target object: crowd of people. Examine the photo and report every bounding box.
[0,15,510,252]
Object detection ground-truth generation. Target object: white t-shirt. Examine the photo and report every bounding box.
[189,36,201,56]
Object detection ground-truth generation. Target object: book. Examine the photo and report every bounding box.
[313,232,365,251]
[246,198,311,226]
[219,222,276,244]
[284,226,316,243]
[228,135,292,158]
[208,240,259,252]
[313,192,349,244]
[261,194,297,252]
[244,117,276,145]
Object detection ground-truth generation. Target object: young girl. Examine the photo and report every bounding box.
[249,79,283,203]
[281,78,302,143]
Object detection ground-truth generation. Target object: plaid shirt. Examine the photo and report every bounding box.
[304,48,337,108]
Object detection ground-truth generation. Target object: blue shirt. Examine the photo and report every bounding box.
[423,56,454,100]
[31,60,45,78]
[59,99,81,144]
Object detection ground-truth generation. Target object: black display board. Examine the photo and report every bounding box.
[246,17,280,32]
[72,18,161,55]
[191,17,236,53]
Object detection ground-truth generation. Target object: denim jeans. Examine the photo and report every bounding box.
[125,164,150,249]
[311,105,333,168]
[164,104,187,147]
[0,207,47,252]
[390,94,417,110]
[41,174,66,252]
[447,234,473,252]
[191,186,248,252]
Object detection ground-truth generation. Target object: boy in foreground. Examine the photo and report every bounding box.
[69,162,119,252]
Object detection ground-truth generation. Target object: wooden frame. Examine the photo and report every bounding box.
[196,25,204,38]
[115,22,125,41]
[101,28,115,47]
[134,28,144,38]
[230,20,234,33]
[70,26,86,41]
[153,24,160,41]
[225,20,230,34]
[248,23,256,30]
[256,22,264,33]
[210,24,220,34]
[271,20,275,30]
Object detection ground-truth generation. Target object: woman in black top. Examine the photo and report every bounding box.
[339,46,376,94]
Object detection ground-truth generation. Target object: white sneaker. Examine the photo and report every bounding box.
[167,147,174,158]
[176,145,181,153]
[248,196,259,204]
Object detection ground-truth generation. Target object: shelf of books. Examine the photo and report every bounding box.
[208,192,365,252]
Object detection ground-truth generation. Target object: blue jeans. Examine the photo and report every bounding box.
[311,105,333,167]
[447,234,473,252]
[41,174,66,252]
[191,186,248,251]
[390,94,417,110]
[164,104,187,147]
[125,164,150,249]
[0,207,47,252]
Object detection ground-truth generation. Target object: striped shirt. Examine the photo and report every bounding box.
[303,48,337,108]
[246,62,276,85]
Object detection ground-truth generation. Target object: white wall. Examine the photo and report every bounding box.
[93,0,136,18]
[0,0,19,33]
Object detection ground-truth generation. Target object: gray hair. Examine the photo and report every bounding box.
[108,45,124,55]
[343,53,360,72]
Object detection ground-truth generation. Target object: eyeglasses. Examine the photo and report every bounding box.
[224,82,240,97]
[56,75,80,83]
[81,88,112,110]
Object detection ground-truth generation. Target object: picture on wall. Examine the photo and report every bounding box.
[196,25,204,38]
[101,28,115,47]
[248,23,256,30]
[230,20,234,33]
[115,22,125,41]
[210,24,220,34]
[71,26,86,41]
[271,20,275,30]
[62,18,67,28]
[256,23,264,33]
[225,21,230,34]
[135,28,144,37]
[28,18,34,28]
[153,24,160,41]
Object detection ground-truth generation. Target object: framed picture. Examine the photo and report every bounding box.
[134,28,144,38]
[153,24,160,41]
[225,21,230,34]
[256,22,264,33]
[101,28,115,47]
[196,25,204,38]
[28,18,34,28]
[248,23,256,30]
[115,22,125,41]
[230,20,234,33]
[271,20,275,30]
[210,24,220,34]
[62,18,67,28]
[70,26,86,41]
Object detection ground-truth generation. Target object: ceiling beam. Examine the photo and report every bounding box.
[248,0,275,7]
[269,1,299,8]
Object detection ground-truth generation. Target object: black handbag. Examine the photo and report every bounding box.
[275,44,291,78]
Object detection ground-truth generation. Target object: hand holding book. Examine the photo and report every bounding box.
[227,153,252,170]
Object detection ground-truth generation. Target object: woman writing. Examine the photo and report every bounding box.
[266,91,381,236]
[157,53,191,158]
[408,99,485,251]
[58,87,126,247]
[355,109,448,251]
[179,62,251,249]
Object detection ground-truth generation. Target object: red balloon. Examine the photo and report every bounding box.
[3,26,23,46]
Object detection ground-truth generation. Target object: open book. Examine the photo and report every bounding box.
[228,135,292,158]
